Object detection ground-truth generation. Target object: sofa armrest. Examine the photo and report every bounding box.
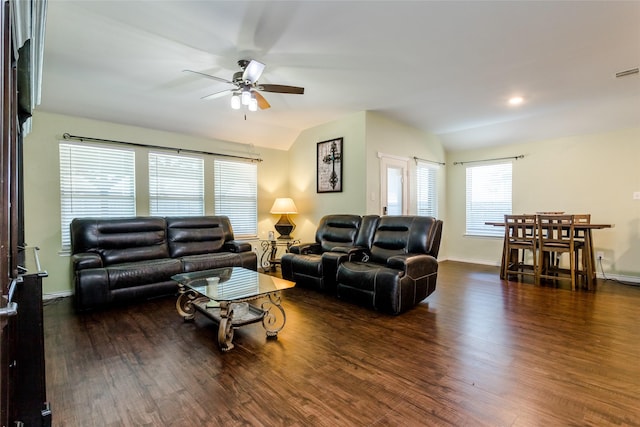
[224,241,252,253]
[71,252,103,270]
[289,242,321,255]
[387,254,438,277]
[320,251,352,292]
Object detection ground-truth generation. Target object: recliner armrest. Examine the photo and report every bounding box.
[387,254,438,277]
[224,241,252,253]
[289,242,321,255]
[330,245,369,260]
[330,245,359,254]
[71,252,103,270]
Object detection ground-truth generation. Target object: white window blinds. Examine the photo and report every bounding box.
[59,143,136,249]
[214,159,257,238]
[416,162,438,217]
[465,162,512,237]
[149,152,204,216]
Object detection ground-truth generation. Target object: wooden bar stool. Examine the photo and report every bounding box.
[503,214,537,281]
[573,214,593,289]
[536,214,584,291]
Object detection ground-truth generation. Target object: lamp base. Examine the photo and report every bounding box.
[274,214,295,239]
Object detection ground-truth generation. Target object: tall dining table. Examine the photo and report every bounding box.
[486,218,613,289]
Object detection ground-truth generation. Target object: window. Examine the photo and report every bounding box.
[59,143,136,249]
[149,152,204,216]
[214,159,257,238]
[465,162,512,237]
[416,162,438,217]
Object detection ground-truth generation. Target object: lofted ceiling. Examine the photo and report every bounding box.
[40,1,640,151]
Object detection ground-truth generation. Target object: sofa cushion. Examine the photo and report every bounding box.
[315,214,363,252]
[181,252,257,272]
[286,254,323,277]
[336,261,402,293]
[166,216,231,257]
[106,258,183,290]
[369,216,440,264]
[71,217,170,265]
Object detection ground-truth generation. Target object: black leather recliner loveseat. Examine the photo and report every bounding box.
[70,216,257,311]
[281,214,443,315]
[280,214,379,293]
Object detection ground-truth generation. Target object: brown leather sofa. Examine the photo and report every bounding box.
[282,214,443,314]
[70,216,257,311]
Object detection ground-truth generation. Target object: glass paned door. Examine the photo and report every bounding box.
[380,155,408,215]
[386,166,403,215]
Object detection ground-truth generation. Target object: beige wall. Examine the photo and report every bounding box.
[287,111,368,243]
[363,111,447,221]
[445,127,640,279]
[286,111,448,245]
[24,111,289,295]
[24,108,640,296]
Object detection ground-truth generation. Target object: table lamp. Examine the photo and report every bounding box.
[270,198,298,239]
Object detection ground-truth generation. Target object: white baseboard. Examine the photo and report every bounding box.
[442,257,501,267]
[43,290,73,300]
[596,272,640,285]
[442,257,640,286]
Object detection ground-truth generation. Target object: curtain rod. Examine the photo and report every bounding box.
[413,156,446,166]
[453,154,524,166]
[62,133,263,162]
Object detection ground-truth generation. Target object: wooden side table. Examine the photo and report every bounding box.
[259,239,300,272]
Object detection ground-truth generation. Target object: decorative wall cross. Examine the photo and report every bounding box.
[316,137,343,193]
[322,141,342,189]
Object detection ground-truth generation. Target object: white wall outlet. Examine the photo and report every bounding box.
[633,191,640,200]
[596,251,604,260]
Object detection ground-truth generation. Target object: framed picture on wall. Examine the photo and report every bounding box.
[317,137,343,193]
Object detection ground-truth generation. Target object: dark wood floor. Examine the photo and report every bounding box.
[43,261,640,426]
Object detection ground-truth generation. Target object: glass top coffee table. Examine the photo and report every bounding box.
[172,267,295,352]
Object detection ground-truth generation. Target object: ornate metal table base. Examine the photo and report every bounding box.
[176,286,287,352]
[259,239,300,271]
[261,292,287,338]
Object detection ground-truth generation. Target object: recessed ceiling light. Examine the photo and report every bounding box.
[508,96,524,106]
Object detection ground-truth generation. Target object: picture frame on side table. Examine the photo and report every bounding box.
[316,137,343,193]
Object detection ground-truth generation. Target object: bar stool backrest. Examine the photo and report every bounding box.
[537,214,574,248]
[505,214,537,243]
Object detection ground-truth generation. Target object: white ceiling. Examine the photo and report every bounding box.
[40,1,640,151]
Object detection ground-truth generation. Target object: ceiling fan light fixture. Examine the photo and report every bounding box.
[248,96,258,112]
[186,59,304,113]
[230,93,241,109]
[241,90,252,106]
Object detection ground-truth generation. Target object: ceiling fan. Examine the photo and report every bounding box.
[184,59,304,111]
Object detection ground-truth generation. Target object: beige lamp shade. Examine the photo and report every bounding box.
[270,198,297,239]
[270,198,298,214]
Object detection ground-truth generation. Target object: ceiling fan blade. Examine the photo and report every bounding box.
[254,91,271,110]
[183,69,234,85]
[201,89,233,100]
[242,60,265,83]
[258,84,304,95]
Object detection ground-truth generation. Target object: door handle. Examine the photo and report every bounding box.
[0,301,17,318]
[0,278,19,318]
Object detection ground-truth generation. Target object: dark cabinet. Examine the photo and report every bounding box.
[10,272,51,426]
